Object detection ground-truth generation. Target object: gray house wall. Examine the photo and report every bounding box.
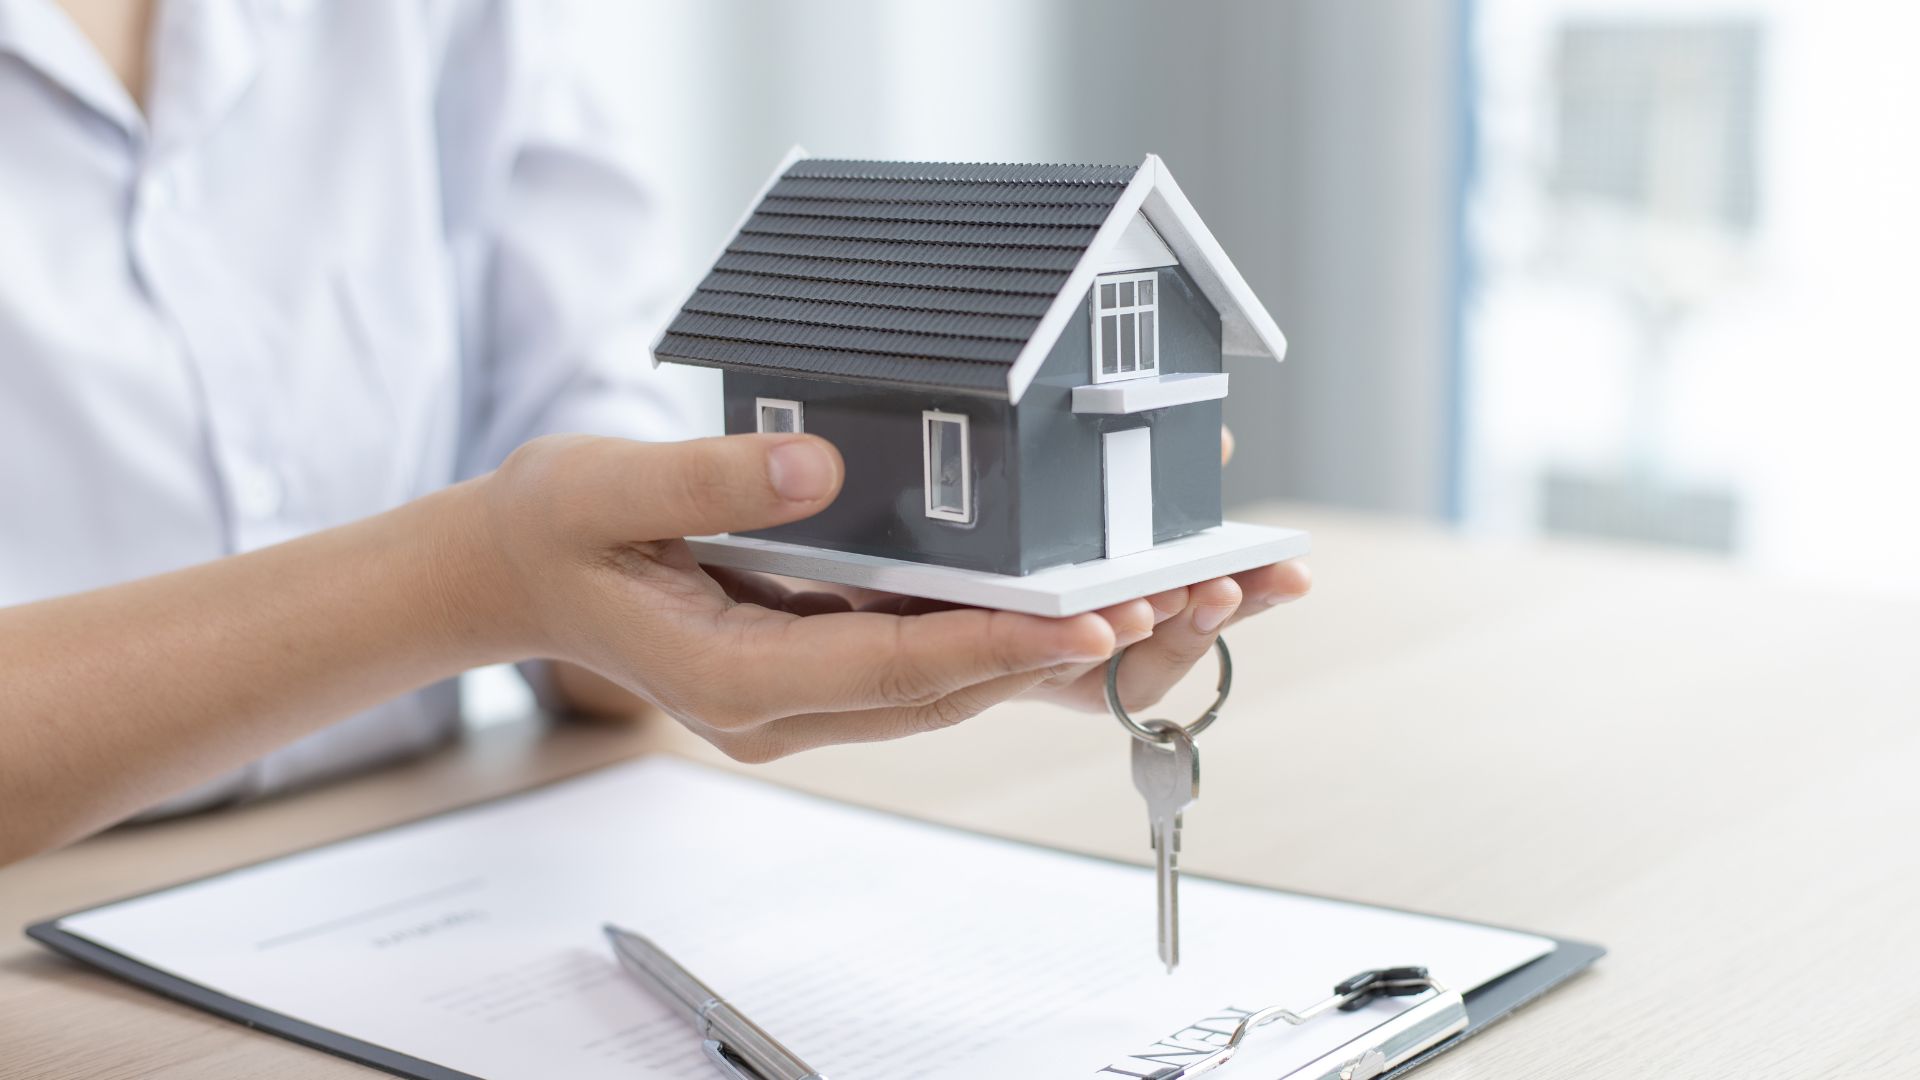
[1013,262,1224,571]
[722,262,1223,576]
[723,373,1021,573]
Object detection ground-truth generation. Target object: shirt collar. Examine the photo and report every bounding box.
[0,0,315,158]
[144,0,267,161]
[0,0,146,137]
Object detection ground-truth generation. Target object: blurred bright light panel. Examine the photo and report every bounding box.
[1466,0,1920,592]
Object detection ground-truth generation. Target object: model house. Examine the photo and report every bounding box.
[653,153,1293,591]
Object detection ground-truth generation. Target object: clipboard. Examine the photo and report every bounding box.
[25,757,1603,1080]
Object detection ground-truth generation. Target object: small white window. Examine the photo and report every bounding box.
[1091,271,1160,384]
[922,410,972,523]
[756,398,803,434]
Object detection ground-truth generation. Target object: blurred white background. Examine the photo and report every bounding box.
[1466,0,1920,592]
[478,0,1916,722]
[571,0,1466,513]
[564,0,1920,580]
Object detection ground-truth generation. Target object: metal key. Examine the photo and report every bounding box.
[1131,721,1199,971]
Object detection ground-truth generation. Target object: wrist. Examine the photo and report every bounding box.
[412,475,549,668]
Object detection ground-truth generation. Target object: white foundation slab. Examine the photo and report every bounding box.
[686,520,1310,617]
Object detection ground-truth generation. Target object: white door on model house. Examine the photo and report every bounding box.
[1102,427,1153,558]
[1094,266,1162,559]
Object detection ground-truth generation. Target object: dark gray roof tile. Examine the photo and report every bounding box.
[741,213,1099,250]
[694,272,1056,317]
[665,312,1024,364]
[726,234,1085,273]
[655,157,1138,393]
[754,198,1114,227]
[712,252,1068,295]
[782,160,1137,185]
[768,176,1129,206]
[681,292,1040,341]
[656,334,1010,394]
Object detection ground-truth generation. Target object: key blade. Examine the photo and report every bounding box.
[1129,727,1199,974]
[1151,813,1179,972]
[1157,817,1181,971]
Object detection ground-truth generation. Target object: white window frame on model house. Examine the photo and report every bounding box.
[922,410,972,523]
[1090,270,1160,384]
[755,398,803,434]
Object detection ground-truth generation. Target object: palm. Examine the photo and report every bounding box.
[699,560,1309,716]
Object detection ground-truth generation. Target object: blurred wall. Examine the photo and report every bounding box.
[575,0,1465,517]
[1046,0,1466,516]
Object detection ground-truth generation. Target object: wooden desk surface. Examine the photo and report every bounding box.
[4,507,1917,1079]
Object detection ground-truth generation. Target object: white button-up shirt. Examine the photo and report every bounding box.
[0,0,714,813]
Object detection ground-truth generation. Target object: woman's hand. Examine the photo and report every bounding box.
[510,424,1313,745]
[849,568,1309,716]
[0,428,1302,862]
[1031,421,1309,713]
[813,422,1310,716]
[1027,566,1309,714]
[475,433,1119,762]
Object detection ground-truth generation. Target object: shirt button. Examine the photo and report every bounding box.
[232,461,285,520]
[142,170,177,211]
[142,161,198,213]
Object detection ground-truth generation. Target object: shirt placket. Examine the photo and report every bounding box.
[132,187,298,550]
[126,0,300,552]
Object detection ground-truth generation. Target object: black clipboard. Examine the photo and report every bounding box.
[25,757,1603,1080]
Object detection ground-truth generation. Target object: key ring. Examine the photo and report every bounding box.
[1105,635,1233,745]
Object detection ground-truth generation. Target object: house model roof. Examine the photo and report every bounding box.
[652,151,1287,402]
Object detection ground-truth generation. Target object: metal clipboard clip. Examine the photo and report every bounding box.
[1153,967,1467,1080]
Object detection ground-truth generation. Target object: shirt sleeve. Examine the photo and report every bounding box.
[433,0,718,480]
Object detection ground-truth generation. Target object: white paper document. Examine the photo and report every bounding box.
[55,758,1554,1079]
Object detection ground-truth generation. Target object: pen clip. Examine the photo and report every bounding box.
[1155,967,1466,1079]
[703,1039,766,1080]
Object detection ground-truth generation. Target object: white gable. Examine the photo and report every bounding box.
[1095,212,1178,273]
[1005,154,1288,403]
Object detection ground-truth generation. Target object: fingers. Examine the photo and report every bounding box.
[700,566,793,609]
[678,562,1307,734]
[704,666,1064,762]
[854,593,965,617]
[1221,425,1236,466]
[1223,560,1311,625]
[714,571,1255,746]
[1034,594,1170,690]
[1106,576,1241,711]
[784,590,855,616]
[698,568,855,616]
[1098,596,1160,649]
[552,433,845,544]
[677,605,1115,730]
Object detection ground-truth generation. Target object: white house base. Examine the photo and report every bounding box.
[685,521,1311,618]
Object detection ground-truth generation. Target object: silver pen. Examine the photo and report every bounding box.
[603,924,828,1080]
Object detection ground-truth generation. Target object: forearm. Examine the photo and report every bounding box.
[0,431,1156,864]
[0,480,520,863]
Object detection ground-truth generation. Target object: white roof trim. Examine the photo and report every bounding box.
[1006,153,1288,404]
[1142,157,1290,363]
[1002,161,1155,403]
[651,145,810,366]
[1096,212,1179,273]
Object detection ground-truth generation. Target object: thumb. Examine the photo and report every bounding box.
[578,433,844,543]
